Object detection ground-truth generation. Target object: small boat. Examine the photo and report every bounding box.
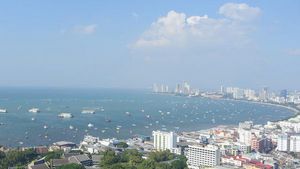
[105,119,112,123]
[0,109,7,113]
[58,113,73,118]
[88,123,94,128]
[43,125,48,129]
[28,108,40,113]
[81,110,95,114]
[125,112,131,116]
[69,125,74,130]
[31,117,35,121]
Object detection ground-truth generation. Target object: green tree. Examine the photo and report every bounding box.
[101,150,120,166]
[137,159,156,169]
[44,150,63,162]
[116,142,129,148]
[57,163,85,169]
[170,156,188,169]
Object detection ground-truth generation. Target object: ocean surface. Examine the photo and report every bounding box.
[0,88,294,147]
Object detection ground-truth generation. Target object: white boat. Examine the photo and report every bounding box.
[81,109,95,114]
[58,113,73,118]
[69,125,74,130]
[88,123,94,128]
[0,109,7,113]
[29,108,40,113]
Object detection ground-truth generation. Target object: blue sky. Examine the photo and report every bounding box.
[0,0,299,90]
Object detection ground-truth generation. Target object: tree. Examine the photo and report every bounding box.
[57,163,85,169]
[116,142,129,149]
[137,159,156,169]
[44,150,63,162]
[170,156,188,169]
[101,150,120,166]
[0,149,39,168]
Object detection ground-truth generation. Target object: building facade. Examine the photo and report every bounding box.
[153,130,177,151]
[185,144,220,168]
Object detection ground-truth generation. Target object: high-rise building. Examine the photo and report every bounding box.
[238,129,252,146]
[183,81,191,94]
[259,87,269,101]
[289,134,300,152]
[153,130,177,151]
[244,89,257,100]
[185,144,221,168]
[220,86,224,94]
[280,89,288,99]
[153,83,159,93]
[277,134,289,152]
[232,88,244,99]
[175,84,181,94]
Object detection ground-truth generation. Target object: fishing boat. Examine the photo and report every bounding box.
[58,112,73,118]
[81,110,95,114]
[88,123,94,128]
[29,108,40,113]
[0,109,7,113]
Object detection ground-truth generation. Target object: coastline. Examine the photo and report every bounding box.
[217,98,300,122]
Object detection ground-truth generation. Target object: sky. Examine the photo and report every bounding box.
[0,0,299,90]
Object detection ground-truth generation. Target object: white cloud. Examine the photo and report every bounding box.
[73,24,97,35]
[132,3,260,49]
[288,49,300,56]
[219,3,261,21]
[132,12,139,19]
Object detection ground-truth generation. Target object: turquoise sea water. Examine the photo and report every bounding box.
[0,88,294,147]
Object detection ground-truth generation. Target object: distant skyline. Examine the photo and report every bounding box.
[0,0,299,90]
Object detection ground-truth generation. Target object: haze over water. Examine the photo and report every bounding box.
[0,87,294,147]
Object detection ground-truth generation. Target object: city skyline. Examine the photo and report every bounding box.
[0,0,299,89]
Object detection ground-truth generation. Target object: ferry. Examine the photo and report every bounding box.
[29,108,40,113]
[81,110,96,114]
[0,109,7,113]
[58,112,73,118]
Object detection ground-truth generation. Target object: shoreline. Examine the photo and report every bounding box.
[217,98,300,122]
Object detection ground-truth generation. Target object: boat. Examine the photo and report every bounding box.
[125,112,131,116]
[28,108,40,113]
[0,109,7,113]
[81,110,95,114]
[88,123,94,128]
[58,112,73,118]
[69,125,74,130]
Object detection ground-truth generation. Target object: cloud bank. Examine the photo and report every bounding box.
[132,3,261,50]
[72,24,98,35]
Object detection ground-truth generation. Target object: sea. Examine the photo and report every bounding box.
[0,87,294,147]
